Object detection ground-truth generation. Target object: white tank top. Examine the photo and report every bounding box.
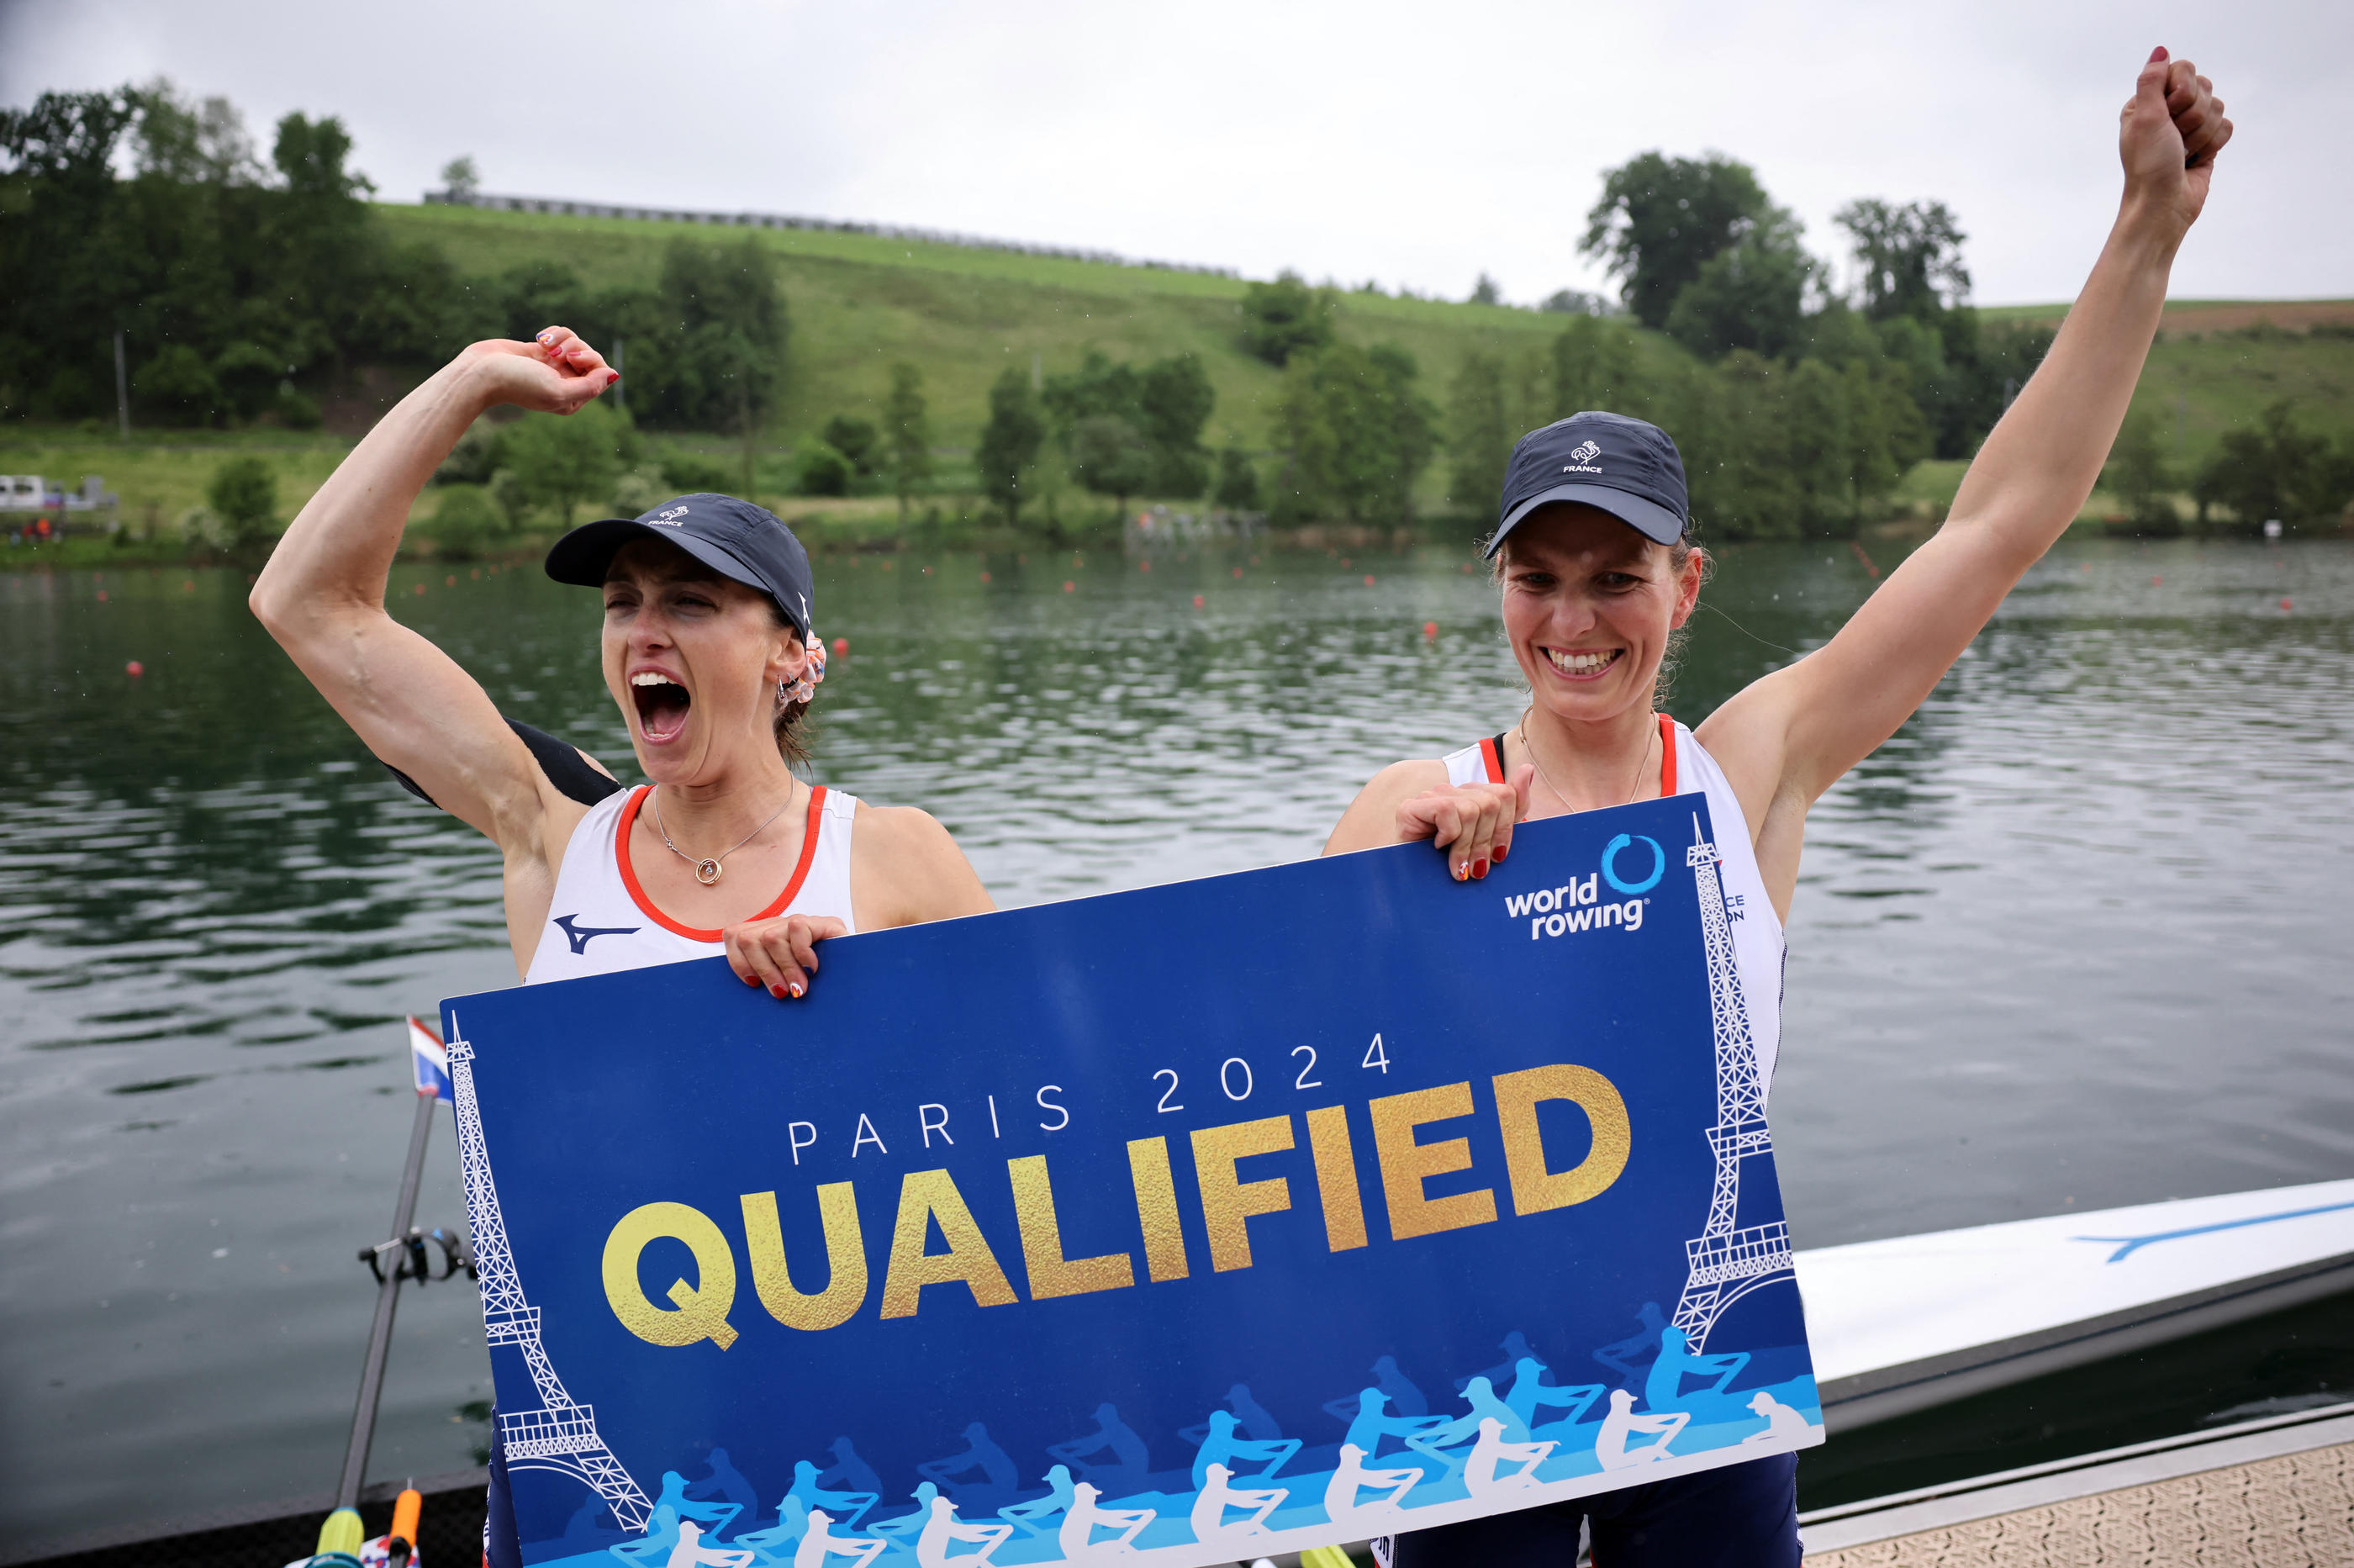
[1443,715,1785,1090]
[524,784,860,985]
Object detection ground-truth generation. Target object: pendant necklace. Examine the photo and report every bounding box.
[1515,708,1655,813]
[652,784,798,886]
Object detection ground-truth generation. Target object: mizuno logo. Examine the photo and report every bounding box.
[553,915,638,954]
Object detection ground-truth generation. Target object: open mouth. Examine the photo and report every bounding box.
[1544,647,1624,680]
[630,671,692,742]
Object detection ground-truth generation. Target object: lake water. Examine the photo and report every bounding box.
[3,533,2350,1550]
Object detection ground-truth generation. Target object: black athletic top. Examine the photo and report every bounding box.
[382,720,626,812]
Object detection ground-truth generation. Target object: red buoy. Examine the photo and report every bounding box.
[1363,575,1375,587]
[2280,597,2293,611]
[124,660,144,677]
[1422,620,1438,640]
[1062,580,1076,594]
[1192,594,1205,609]
[831,636,849,656]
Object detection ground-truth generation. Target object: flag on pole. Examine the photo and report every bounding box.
[408,1015,452,1104]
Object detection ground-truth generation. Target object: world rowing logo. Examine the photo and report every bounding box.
[1500,832,1662,942]
[553,915,639,954]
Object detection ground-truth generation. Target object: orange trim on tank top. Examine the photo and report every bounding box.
[614,784,828,942]
[1491,715,1679,796]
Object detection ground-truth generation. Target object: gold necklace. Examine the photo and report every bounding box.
[1515,708,1655,815]
[651,784,798,886]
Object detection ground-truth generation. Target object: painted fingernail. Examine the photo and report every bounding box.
[788,983,805,999]
[743,972,759,985]
[2148,45,2167,62]
[1494,844,1509,863]
[1472,859,1489,879]
[770,984,787,999]
[1454,863,1468,881]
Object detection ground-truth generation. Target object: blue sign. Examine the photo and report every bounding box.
[442,795,1819,1568]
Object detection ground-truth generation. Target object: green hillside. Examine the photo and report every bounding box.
[377,201,1624,457]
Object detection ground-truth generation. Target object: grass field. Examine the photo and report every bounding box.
[3,204,2346,559]
[383,202,1591,457]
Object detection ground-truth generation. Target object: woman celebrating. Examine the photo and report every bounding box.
[1326,49,2230,1568]
[252,328,994,1566]
[251,330,990,998]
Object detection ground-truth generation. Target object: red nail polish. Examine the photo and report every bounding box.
[1494,844,1509,863]
[743,973,758,985]
[770,984,786,999]
[1473,859,1489,879]
[2148,45,2167,62]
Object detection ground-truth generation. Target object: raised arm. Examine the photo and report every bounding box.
[1702,50,2231,812]
[248,330,619,849]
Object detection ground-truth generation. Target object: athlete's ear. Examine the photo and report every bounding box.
[1670,547,1705,627]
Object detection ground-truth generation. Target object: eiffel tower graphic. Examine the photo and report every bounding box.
[1669,816,1796,1352]
[446,1015,653,1532]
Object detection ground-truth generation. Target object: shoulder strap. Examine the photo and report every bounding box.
[380,719,625,811]
[1657,714,1679,796]
[1482,734,1508,784]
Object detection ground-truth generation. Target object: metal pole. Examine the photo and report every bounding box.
[113,330,130,441]
[335,1090,439,1509]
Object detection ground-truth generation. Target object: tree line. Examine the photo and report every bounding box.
[0,82,789,440]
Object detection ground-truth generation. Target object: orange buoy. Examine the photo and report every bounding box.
[1062,580,1076,594]
[831,636,849,656]
[2151,576,2162,586]
[125,660,144,677]
[414,583,425,595]
[1363,574,1375,587]
[96,589,108,602]
[1422,621,1438,640]
[1139,559,1151,573]
[980,570,991,583]
[182,580,194,592]
[1231,567,1243,578]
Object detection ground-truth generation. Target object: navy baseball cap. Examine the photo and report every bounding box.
[1487,411,1690,556]
[546,494,816,636]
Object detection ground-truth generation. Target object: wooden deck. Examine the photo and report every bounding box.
[1804,1406,2354,1565]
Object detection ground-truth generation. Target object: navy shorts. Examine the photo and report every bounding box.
[1380,1452,1800,1568]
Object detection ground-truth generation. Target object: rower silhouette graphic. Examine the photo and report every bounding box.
[1179,1383,1285,1445]
[1333,1388,1449,1460]
[1503,1356,1604,1433]
[1057,1481,1155,1561]
[817,1438,885,1502]
[663,1518,755,1568]
[1402,1376,1525,1477]
[1322,1442,1422,1528]
[684,1449,760,1539]
[1644,1325,1750,1414]
[1596,1388,1688,1471]
[614,1473,741,1565]
[1592,1302,1670,1388]
[789,1459,879,1530]
[995,1465,1079,1537]
[1046,1403,1153,1493]
[792,1508,885,1568]
[1188,1408,1301,1489]
[914,1493,1015,1568]
[868,1483,943,1543]
[916,1423,1021,1506]
[1740,1391,1814,1447]
[1456,1330,1544,1394]
[1465,1418,1554,1497]
[1190,1462,1287,1546]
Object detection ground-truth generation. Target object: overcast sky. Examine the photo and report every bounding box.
[4,0,2346,308]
